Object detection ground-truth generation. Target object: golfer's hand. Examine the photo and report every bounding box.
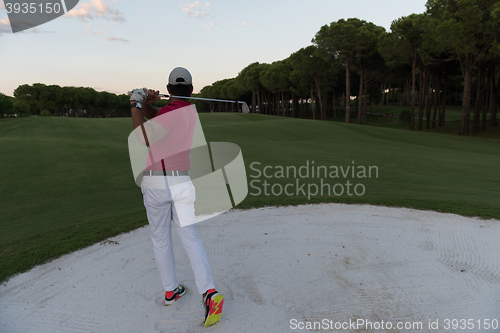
[143,89,160,106]
[128,88,148,102]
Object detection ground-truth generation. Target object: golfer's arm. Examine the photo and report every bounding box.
[142,104,159,119]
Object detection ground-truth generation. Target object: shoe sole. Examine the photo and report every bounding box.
[165,287,187,306]
[204,294,224,327]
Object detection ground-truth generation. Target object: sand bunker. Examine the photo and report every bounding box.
[1,204,499,332]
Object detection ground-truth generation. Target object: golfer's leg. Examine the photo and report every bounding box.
[143,188,178,292]
[172,204,215,295]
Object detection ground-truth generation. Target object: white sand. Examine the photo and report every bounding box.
[1,203,500,333]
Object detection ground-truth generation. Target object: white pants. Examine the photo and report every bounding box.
[141,175,215,294]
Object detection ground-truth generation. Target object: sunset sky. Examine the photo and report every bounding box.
[0,0,427,96]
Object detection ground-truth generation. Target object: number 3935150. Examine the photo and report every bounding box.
[5,2,62,14]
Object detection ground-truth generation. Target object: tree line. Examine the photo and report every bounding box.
[0,84,132,118]
[199,0,500,135]
[0,83,210,119]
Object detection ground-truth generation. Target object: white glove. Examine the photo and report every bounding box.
[128,88,148,102]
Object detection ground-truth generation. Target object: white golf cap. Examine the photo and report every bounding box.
[168,67,192,85]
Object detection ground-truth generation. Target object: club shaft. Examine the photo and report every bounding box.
[159,94,245,104]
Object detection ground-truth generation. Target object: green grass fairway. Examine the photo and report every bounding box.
[1,115,499,283]
[367,104,465,119]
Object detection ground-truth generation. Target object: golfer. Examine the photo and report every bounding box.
[129,67,223,328]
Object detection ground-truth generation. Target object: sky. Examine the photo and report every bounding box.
[0,0,428,97]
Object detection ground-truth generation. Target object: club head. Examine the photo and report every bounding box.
[242,103,250,114]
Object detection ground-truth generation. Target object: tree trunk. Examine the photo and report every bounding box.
[333,95,337,119]
[257,87,261,114]
[354,96,358,122]
[357,66,364,124]
[268,90,272,115]
[489,69,498,126]
[314,75,324,121]
[418,64,424,131]
[363,80,368,121]
[278,92,281,116]
[287,92,291,117]
[263,91,268,114]
[281,91,285,116]
[472,61,484,134]
[345,57,351,123]
[380,83,385,105]
[402,80,406,106]
[410,45,417,131]
[275,93,277,116]
[431,70,440,129]
[406,78,411,106]
[439,75,447,126]
[271,93,275,115]
[325,92,330,120]
[459,54,474,136]
[283,92,286,117]
[251,92,256,113]
[299,96,303,118]
[278,92,282,116]
[310,84,316,120]
[386,85,391,105]
[482,64,491,131]
[275,93,279,116]
[425,67,432,130]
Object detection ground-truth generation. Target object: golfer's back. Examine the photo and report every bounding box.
[146,102,197,172]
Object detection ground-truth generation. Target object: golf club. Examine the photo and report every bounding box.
[159,94,250,114]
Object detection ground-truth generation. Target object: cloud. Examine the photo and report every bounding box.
[139,0,155,13]
[107,36,128,42]
[0,16,11,35]
[179,1,213,19]
[201,21,216,30]
[237,22,249,27]
[0,1,5,10]
[65,0,126,23]
[83,28,104,34]
[0,18,53,36]
[83,28,128,42]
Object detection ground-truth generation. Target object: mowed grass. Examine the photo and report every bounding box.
[200,113,500,214]
[368,104,465,119]
[0,117,146,283]
[361,105,500,139]
[1,114,499,283]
